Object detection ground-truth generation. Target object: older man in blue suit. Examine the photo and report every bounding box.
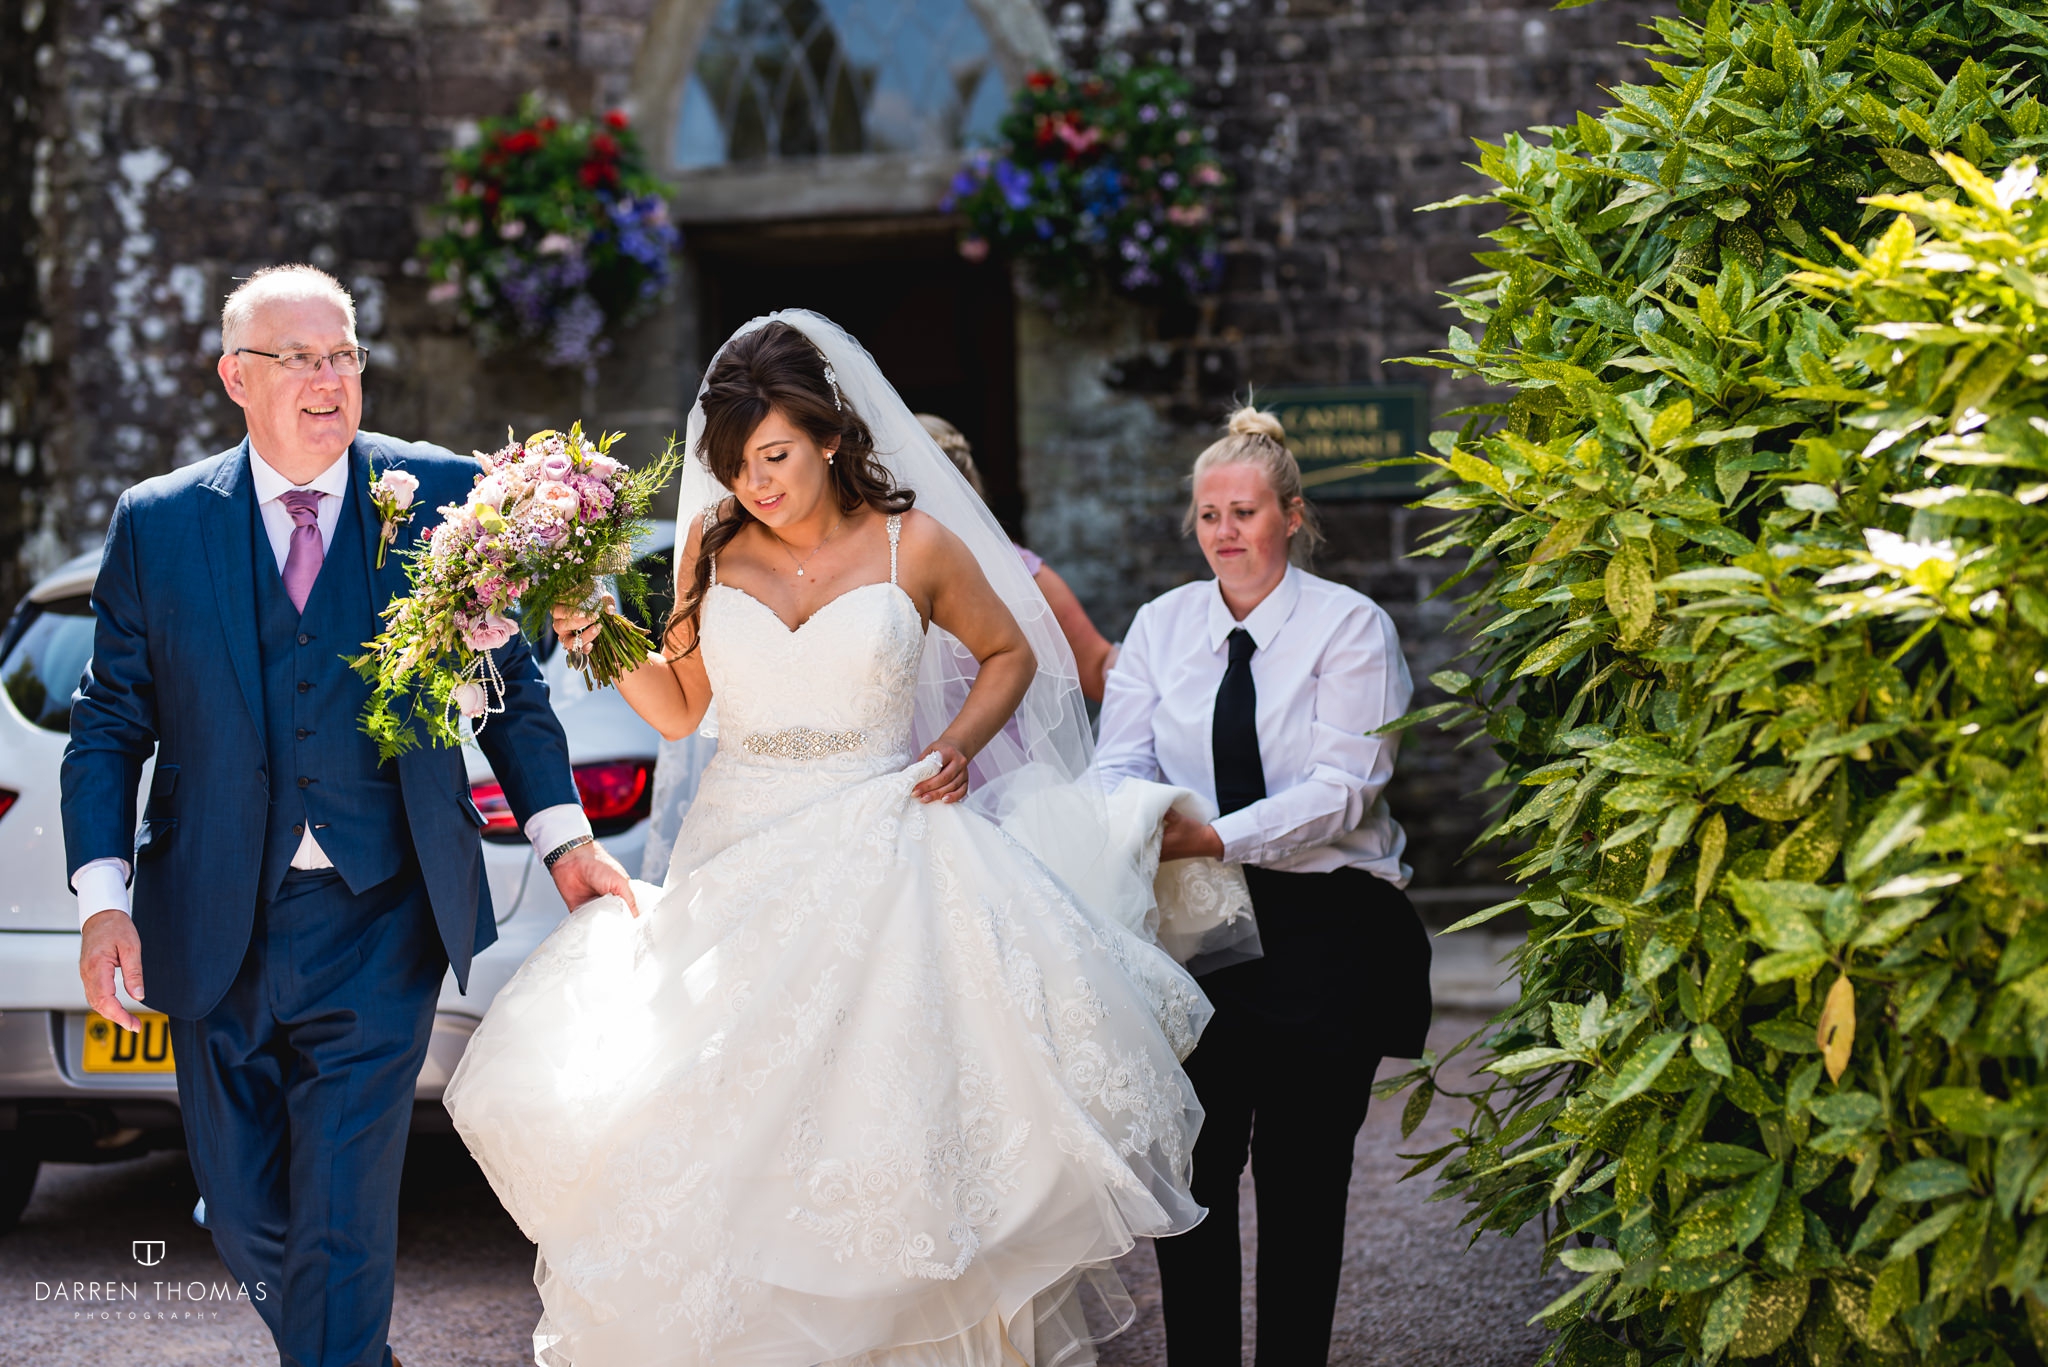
[60,264,637,1367]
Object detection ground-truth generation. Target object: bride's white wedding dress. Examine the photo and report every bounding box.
[445,517,1210,1366]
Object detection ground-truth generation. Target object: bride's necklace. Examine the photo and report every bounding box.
[772,512,845,578]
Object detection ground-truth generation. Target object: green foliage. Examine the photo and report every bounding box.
[1384,2,2048,1362]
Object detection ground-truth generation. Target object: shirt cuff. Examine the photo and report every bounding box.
[75,858,133,930]
[525,802,593,859]
[1211,809,1262,866]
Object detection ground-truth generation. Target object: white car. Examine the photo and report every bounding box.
[0,521,679,1229]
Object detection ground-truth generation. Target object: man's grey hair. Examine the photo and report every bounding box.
[220,265,357,354]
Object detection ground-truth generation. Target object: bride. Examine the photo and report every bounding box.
[443,311,1212,1366]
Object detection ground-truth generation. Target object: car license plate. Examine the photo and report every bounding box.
[81,1011,176,1073]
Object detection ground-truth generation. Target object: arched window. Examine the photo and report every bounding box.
[673,0,1010,169]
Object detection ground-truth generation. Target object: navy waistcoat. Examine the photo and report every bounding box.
[253,483,412,902]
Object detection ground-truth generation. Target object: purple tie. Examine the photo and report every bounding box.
[280,489,325,613]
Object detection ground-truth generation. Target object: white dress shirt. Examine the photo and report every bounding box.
[1096,565,1413,885]
[74,447,590,927]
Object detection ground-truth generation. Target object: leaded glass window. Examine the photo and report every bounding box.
[673,0,1007,169]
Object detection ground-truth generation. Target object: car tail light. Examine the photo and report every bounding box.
[0,789,15,822]
[574,759,654,836]
[468,780,524,842]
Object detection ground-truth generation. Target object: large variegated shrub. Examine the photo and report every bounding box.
[1386,2,2048,1361]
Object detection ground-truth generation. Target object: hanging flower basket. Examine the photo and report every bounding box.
[942,64,1229,307]
[420,95,680,378]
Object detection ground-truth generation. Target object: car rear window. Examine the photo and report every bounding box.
[1,594,95,733]
[620,548,676,636]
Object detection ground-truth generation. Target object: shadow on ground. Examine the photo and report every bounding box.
[0,1010,1559,1365]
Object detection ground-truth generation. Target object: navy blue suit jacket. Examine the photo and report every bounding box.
[59,434,579,1020]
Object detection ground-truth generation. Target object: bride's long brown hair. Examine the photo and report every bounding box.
[666,321,915,656]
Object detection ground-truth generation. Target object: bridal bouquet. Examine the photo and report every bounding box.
[352,423,685,761]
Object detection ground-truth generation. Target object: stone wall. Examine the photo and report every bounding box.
[13,0,677,606]
[8,0,1672,900]
[0,0,57,614]
[1029,0,1671,896]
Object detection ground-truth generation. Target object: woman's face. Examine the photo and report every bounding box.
[1193,462,1301,602]
[730,406,840,529]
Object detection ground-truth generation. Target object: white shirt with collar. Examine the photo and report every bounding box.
[1096,564,1414,885]
[73,447,591,927]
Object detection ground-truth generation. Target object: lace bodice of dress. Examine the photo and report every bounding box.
[672,515,926,873]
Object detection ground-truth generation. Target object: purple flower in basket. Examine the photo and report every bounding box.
[941,159,987,212]
[993,159,1033,211]
[544,292,610,369]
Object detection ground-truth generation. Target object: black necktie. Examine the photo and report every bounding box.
[1212,627,1266,817]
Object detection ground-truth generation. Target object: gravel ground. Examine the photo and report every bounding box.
[0,1009,1564,1366]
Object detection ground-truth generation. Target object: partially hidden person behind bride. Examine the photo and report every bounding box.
[443,312,1212,1367]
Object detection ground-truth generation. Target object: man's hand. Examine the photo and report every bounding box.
[79,909,146,1033]
[1159,808,1225,863]
[550,841,640,917]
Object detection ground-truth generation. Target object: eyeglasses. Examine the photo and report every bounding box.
[233,346,370,376]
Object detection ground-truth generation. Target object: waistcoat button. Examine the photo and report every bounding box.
[297,776,311,788]
[291,824,303,837]
[297,680,311,693]
[297,633,310,646]
[297,728,308,740]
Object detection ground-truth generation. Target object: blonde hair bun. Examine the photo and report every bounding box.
[1185,400,1323,565]
[1226,405,1286,444]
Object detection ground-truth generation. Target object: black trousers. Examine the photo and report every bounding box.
[1157,865,1430,1367]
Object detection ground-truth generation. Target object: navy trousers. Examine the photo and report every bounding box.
[168,865,445,1367]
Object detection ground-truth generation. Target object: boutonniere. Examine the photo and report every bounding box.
[367,466,420,568]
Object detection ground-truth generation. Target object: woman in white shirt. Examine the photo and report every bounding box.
[1096,406,1432,1367]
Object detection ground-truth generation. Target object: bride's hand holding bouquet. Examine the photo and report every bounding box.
[352,422,685,761]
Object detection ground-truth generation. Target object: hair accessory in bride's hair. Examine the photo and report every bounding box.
[814,347,844,411]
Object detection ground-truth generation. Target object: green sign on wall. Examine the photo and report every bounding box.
[1261,385,1428,499]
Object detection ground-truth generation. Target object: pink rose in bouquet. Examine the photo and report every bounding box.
[452,681,489,718]
[458,611,519,651]
[534,481,583,520]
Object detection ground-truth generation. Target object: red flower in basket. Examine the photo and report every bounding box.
[1025,70,1055,90]
[590,132,621,160]
[604,109,630,129]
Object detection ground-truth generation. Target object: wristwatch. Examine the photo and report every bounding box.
[544,834,595,870]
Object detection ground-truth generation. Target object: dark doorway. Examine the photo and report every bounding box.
[690,217,1022,533]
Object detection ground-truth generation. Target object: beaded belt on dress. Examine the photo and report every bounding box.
[740,726,868,760]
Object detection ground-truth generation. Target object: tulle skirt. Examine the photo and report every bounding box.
[444,755,1211,1366]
